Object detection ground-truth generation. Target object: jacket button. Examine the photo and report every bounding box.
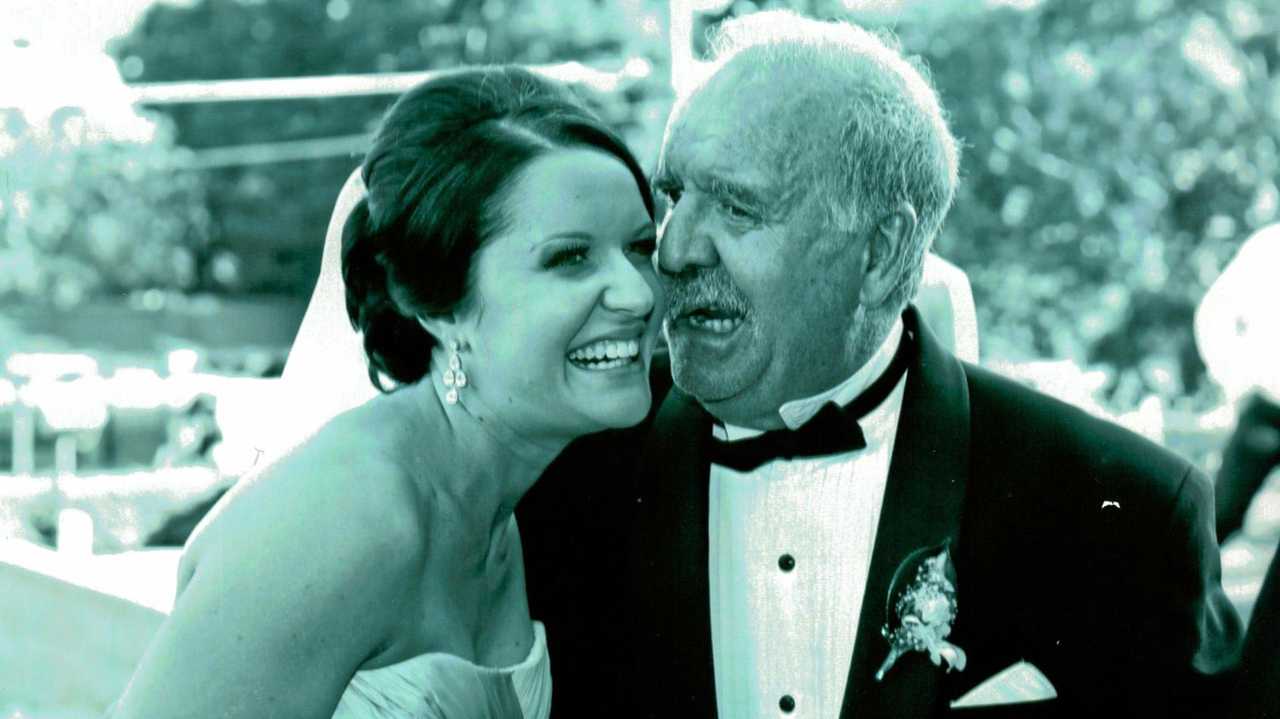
[779,694,796,713]
[778,554,796,572]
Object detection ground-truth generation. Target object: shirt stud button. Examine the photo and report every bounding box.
[779,694,796,713]
[778,553,796,572]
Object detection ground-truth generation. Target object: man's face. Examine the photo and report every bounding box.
[654,63,870,428]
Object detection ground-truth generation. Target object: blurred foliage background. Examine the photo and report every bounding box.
[5,0,1276,411]
[105,0,671,296]
[2,0,1278,419]
[897,0,1279,413]
[6,6,1279,714]
[0,107,210,308]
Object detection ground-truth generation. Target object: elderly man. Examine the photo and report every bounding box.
[627,10,1240,718]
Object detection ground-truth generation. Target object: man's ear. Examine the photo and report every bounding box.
[860,201,918,309]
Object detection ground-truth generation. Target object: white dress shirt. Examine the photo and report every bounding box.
[709,319,907,719]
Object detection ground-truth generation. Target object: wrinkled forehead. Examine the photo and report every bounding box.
[660,58,829,184]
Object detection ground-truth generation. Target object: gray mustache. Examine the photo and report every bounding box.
[663,273,751,318]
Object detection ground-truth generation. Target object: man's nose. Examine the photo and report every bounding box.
[658,196,718,277]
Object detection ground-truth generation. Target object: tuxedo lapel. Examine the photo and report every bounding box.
[632,387,718,717]
[840,307,972,719]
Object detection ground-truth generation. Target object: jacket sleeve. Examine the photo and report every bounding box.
[1157,466,1244,716]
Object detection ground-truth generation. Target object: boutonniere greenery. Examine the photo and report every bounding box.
[875,544,967,682]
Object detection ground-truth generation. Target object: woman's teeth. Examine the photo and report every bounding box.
[568,339,641,369]
[687,314,743,333]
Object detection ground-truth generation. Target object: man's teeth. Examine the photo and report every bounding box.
[568,339,641,367]
[687,314,743,333]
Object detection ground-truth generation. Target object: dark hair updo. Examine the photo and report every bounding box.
[341,66,655,392]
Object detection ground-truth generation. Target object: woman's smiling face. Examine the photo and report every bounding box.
[449,148,663,442]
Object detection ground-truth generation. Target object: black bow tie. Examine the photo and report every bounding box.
[708,329,913,472]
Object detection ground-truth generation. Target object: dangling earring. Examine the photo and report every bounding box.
[442,340,467,405]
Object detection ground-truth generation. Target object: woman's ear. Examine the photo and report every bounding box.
[859,200,918,309]
[416,314,455,345]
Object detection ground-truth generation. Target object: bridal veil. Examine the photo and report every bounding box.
[276,168,378,445]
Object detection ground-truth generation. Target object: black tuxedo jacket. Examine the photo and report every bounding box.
[1217,396,1280,718]
[516,356,672,718]
[625,307,1242,718]
[1228,544,1280,719]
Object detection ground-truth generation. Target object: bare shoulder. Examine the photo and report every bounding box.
[111,398,433,717]
[182,396,428,601]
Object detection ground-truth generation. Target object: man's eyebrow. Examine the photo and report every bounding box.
[652,163,772,209]
[707,174,769,207]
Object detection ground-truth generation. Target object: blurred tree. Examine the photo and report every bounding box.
[0,106,210,308]
[108,0,670,297]
[897,0,1280,407]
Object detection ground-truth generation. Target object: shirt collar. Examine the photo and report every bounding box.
[718,318,905,441]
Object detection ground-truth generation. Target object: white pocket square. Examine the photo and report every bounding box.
[950,661,1057,709]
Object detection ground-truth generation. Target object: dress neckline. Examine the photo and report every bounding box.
[356,620,547,678]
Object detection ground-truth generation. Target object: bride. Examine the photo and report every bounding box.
[109,65,663,719]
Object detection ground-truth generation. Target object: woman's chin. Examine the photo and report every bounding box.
[578,391,652,431]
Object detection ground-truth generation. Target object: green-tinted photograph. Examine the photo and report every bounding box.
[2,1,1278,716]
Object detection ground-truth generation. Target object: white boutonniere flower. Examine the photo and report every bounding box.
[876,545,967,682]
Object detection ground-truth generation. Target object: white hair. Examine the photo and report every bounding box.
[705,9,961,316]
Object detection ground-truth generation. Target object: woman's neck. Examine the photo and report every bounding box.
[403,376,568,525]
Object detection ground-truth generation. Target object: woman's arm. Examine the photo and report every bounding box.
[108,444,423,719]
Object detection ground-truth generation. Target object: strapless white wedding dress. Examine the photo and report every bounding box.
[332,621,551,719]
